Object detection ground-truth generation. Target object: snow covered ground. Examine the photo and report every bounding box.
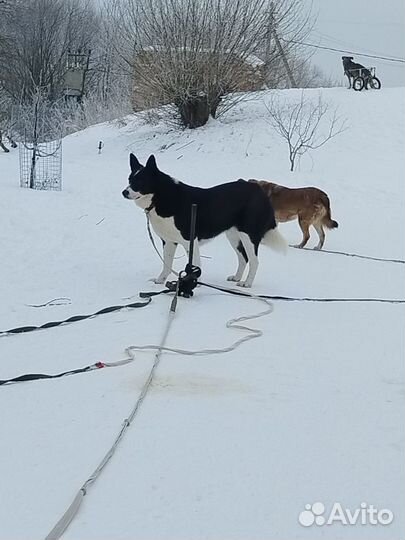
[0,87,404,540]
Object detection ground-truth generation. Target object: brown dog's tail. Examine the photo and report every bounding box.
[325,218,339,229]
[320,193,338,229]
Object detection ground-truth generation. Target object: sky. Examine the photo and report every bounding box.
[305,0,405,87]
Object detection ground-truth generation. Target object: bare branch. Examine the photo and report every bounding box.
[264,90,348,171]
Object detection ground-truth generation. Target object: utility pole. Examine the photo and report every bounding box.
[264,2,274,86]
[273,30,297,88]
[264,0,296,89]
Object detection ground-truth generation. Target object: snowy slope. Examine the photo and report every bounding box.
[0,87,404,540]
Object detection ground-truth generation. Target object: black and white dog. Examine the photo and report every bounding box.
[122,154,286,288]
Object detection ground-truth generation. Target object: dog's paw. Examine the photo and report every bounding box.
[293,244,304,249]
[236,281,252,288]
[149,276,166,284]
[227,275,240,282]
[314,245,322,251]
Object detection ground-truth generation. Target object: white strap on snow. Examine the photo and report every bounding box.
[44,291,273,540]
[125,294,273,358]
[44,307,177,540]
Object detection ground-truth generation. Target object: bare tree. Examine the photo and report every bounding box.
[62,81,133,134]
[108,0,314,128]
[0,0,98,103]
[0,93,16,152]
[72,11,134,125]
[291,60,338,89]
[0,0,17,149]
[265,91,347,171]
[0,129,10,152]
[0,84,18,151]
[0,0,121,139]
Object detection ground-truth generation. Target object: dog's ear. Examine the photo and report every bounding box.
[145,154,158,171]
[130,153,141,172]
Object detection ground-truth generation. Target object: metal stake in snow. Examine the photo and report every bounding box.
[165,203,202,300]
[188,203,197,268]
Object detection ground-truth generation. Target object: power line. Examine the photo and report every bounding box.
[281,38,405,64]
[311,30,394,59]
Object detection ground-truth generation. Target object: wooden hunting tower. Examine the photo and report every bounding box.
[64,49,91,101]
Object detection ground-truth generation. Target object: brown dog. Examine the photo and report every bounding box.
[248,180,338,250]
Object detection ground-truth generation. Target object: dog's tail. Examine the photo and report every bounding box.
[262,227,288,254]
[320,194,339,229]
[324,217,339,229]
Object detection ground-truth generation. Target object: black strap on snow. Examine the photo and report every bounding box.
[0,298,151,338]
[140,289,171,298]
[198,282,405,304]
[0,362,106,386]
[290,245,405,265]
[140,282,405,303]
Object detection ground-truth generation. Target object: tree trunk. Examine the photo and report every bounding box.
[210,96,221,119]
[289,151,295,171]
[30,145,37,188]
[0,131,10,152]
[176,96,211,128]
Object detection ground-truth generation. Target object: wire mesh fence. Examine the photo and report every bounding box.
[16,87,64,191]
[19,140,62,190]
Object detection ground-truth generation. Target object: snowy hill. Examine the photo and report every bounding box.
[0,87,404,540]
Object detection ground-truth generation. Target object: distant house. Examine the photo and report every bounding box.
[131,46,266,111]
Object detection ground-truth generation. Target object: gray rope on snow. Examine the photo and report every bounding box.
[126,295,273,357]
[44,297,178,540]
[44,291,273,540]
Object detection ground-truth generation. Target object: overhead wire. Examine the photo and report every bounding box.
[280,37,405,64]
